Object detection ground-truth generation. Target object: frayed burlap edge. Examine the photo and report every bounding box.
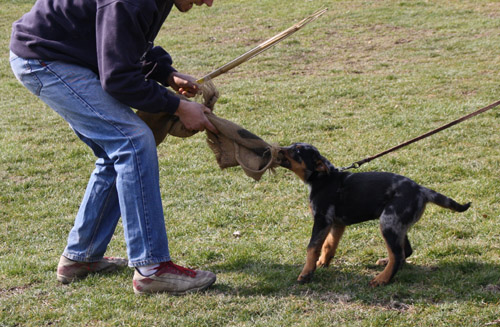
[205,112,281,181]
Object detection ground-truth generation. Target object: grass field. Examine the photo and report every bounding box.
[1,0,499,326]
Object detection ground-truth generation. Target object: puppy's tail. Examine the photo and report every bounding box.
[423,188,471,212]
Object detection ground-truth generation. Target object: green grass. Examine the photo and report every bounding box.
[1,0,499,326]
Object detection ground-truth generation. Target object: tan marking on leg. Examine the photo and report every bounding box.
[317,225,346,268]
[298,246,321,283]
[370,244,396,287]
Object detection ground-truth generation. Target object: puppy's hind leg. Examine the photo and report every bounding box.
[317,224,346,268]
[376,234,413,266]
[370,227,405,287]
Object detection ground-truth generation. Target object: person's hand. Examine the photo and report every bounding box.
[175,100,218,134]
[168,72,199,98]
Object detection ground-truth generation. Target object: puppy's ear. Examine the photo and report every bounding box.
[314,156,329,173]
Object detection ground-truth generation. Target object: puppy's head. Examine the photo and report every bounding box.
[278,143,334,182]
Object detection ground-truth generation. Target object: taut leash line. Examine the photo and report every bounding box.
[340,100,500,171]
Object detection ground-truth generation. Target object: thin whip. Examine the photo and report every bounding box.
[197,8,327,84]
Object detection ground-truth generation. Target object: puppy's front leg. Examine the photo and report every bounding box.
[298,220,330,284]
[317,224,346,268]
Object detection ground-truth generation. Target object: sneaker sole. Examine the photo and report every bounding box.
[57,273,80,284]
[133,277,216,296]
[57,265,126,284]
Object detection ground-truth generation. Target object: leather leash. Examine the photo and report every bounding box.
[340,100,500,171]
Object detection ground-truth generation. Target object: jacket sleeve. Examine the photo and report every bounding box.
[141,46,177,85]
[95,1,180,114]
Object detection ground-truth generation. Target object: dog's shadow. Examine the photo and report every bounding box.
[209,258,500,307]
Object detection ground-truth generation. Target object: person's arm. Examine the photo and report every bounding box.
[140,46,177,86]
[96,1,216,133]
[141,47,201,98]
[96,1,180,114]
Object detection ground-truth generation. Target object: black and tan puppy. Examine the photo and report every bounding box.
[278,143,471,286]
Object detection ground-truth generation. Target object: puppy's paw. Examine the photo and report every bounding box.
[297,272,314,284]
[369,275,391,287]
[316,257,331,268]
[376,258,389,266]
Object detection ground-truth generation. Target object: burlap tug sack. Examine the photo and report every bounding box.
[136,82,280,181]
[205,113,280,181]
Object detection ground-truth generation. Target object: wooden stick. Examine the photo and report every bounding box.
[196,8,327,84]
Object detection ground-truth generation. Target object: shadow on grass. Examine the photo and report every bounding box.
[209,258,500,307]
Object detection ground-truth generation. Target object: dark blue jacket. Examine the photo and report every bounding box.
[10,0,180,114]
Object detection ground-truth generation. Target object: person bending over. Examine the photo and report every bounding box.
[10,0,218,295]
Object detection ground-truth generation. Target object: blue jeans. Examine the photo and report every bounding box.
[10,52,171,266]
